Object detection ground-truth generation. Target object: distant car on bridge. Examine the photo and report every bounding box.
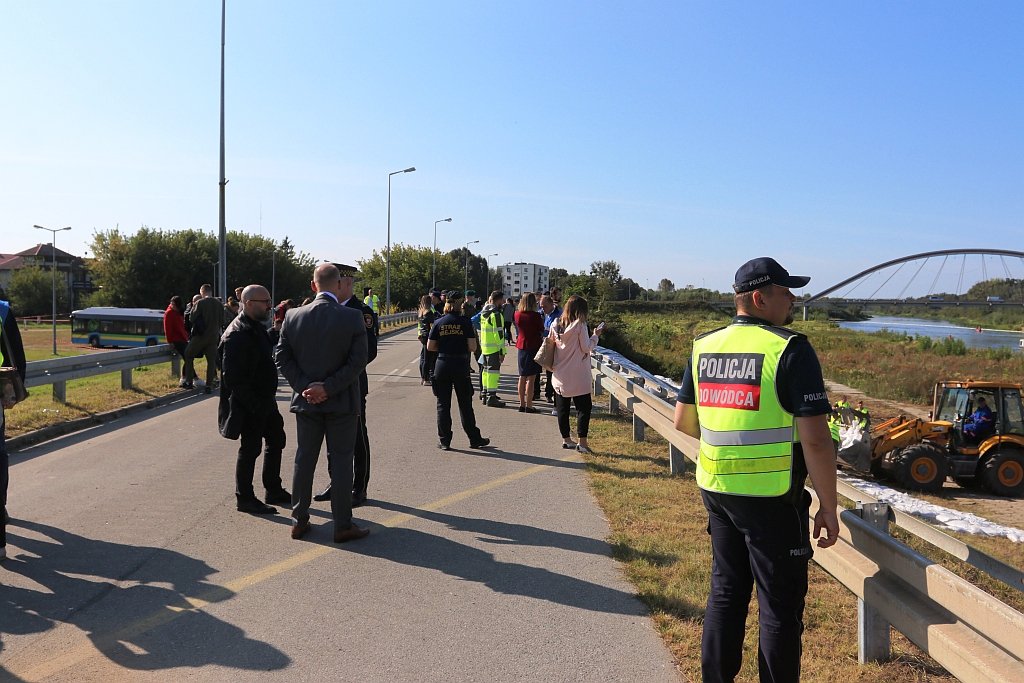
[986,296,1004,303]
[928,296,945,302]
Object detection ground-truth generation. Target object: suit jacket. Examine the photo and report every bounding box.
[275,293,368,415]
[343,295,377,398]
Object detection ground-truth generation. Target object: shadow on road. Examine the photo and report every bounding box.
[350,501,650,617]
[1,520,288,678]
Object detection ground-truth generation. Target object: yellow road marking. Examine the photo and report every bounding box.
[8,452,581,680]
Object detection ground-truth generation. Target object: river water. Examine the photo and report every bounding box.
[837,316,1023,353]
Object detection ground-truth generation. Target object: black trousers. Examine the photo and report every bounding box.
[700,488,812,683]
[352,409,370,497]
[236,408,286,499]
[433,358,482,445]
[419,341,437,382]
[326,394,370,497]
[1,417,8,548]
[544,370,554,400]
[554,393,592,439]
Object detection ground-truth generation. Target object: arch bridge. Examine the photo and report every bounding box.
[800,248,1024,320]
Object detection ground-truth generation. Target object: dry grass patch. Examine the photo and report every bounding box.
[4,361,197,437]
[582,402,954,682]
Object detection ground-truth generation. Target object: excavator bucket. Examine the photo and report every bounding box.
[836,409,873,473]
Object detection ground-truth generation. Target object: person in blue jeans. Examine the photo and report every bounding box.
[1,287,28,562]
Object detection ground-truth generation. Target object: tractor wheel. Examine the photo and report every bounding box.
[896,443,948,492]
[981,448,1024,497]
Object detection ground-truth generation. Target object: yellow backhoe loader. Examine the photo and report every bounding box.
[837,381,1024,496]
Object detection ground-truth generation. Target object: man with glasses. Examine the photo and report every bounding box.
[218,284,291,515]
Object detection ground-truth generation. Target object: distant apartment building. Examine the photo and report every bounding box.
[501,263,549,299]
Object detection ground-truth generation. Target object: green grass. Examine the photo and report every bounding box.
[598,305,1024,406]
[581,402,958,682]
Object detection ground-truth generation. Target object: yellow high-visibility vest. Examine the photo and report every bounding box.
[692,323,799,497]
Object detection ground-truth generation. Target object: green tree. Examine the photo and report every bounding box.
[357,243,462,311]
[558,271,598,301]
[84,227,317,309]
[658,278,675,294]
[8,266,69,316]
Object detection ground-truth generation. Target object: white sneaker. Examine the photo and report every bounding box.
[551,409,558,416]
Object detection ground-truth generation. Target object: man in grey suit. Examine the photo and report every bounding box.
[275,263,370,543]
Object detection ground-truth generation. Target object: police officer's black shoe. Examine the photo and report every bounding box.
[438,441,451,450]
[469,438,491,449]
[265,489,292,506]
[237,497,277,515]
[485,396,505,408]
[313,486,331,502]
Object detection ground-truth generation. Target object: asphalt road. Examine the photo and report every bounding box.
[2,328,679,682]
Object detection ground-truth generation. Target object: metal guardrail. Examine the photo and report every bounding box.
[25,345,179,402]
[22,311,419,403]
[590,350,1024,681]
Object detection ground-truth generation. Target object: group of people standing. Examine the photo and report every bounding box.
[212,264,378,543]
[415,285,602,453]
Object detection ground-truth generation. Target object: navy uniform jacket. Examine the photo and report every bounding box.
[344,295,377,398]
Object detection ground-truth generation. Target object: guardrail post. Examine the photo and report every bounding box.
[669,444,687,475]
[593,375,603,396]
[609,394,619,414]
[52,381,66,403]
[633,414,645,442]
[855,502,892,664]
[170,354,181,378]
[121,368,133,390]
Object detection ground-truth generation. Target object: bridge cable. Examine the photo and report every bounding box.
[927,255,949,296]
[982,254,988,283]
[998,255,1012,279]
[867,261,907,299]
[956,254,966,296]
[894,257,930,300]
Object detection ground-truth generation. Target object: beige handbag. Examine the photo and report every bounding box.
[534,331,556,372]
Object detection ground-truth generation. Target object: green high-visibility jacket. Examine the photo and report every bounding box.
[479,309,505,356]
[692,323,800,497]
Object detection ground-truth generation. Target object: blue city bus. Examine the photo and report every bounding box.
[71,307,166,348]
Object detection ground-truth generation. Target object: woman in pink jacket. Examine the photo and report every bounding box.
[550,295,604,453]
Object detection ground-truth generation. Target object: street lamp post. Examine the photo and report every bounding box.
[33,224,71,355]
[386,166,416,312]
[464,240,479,295]
[432,217,452,289]
[485,253,498,293]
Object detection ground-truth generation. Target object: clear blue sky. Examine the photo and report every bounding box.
[2,1,1021,296]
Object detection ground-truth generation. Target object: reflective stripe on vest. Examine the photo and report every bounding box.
[692,323,798,497]
[479,310,504,355]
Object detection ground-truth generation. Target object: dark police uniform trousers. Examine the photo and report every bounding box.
[700,487,812,683]
[433,354,483,445]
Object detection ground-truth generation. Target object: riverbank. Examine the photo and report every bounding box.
[598,304,1024,405]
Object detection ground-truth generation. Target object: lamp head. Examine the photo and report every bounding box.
[404,167,416,173]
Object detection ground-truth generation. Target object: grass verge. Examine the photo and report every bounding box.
[579,399,987,682]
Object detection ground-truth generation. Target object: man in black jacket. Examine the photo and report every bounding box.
[1,287,27,562]
[314,269,377,505]
[219,285,291,515]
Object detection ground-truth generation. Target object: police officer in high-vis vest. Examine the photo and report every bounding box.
[673,257,838,683]
[477,290,506,407]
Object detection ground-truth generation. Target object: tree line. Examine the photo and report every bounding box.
[4,226,718,315]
